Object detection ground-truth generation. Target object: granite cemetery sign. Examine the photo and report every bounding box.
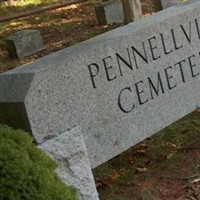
[1,0,200,199]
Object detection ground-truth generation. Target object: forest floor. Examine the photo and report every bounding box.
[1,0,200,199]
[0,0,154,72]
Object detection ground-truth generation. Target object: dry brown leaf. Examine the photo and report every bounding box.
[136,167,148,174]
[139,143,148,149]
[128,156,137,164]
[95,178,104,188]
[95,172,120,188]
[104,172,120,187]
[136,149,147,154]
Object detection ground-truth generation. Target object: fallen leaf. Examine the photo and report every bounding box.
[136,167,148,174]
[139,143,148,149]
[128,156,137,164]
[191,178,200,184]
[136,149,147,154]
[95,172,120,188]
[95,178,104,188]
[143,159,151,166]
[104,172,120,187]
[167,153,174,159]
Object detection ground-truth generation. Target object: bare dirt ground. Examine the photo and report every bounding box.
[0,0,154,71]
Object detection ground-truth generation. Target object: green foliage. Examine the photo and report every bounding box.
[0,124,78,200]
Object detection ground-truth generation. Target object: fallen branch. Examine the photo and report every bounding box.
[0,0,88,23]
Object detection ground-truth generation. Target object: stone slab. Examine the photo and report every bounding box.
[39,126,99,200]
[5,29,44,59]
[1,0,200,169]
[161,0,185,9]
[95,0,124,25]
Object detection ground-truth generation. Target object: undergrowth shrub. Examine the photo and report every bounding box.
[0,124,78,200]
